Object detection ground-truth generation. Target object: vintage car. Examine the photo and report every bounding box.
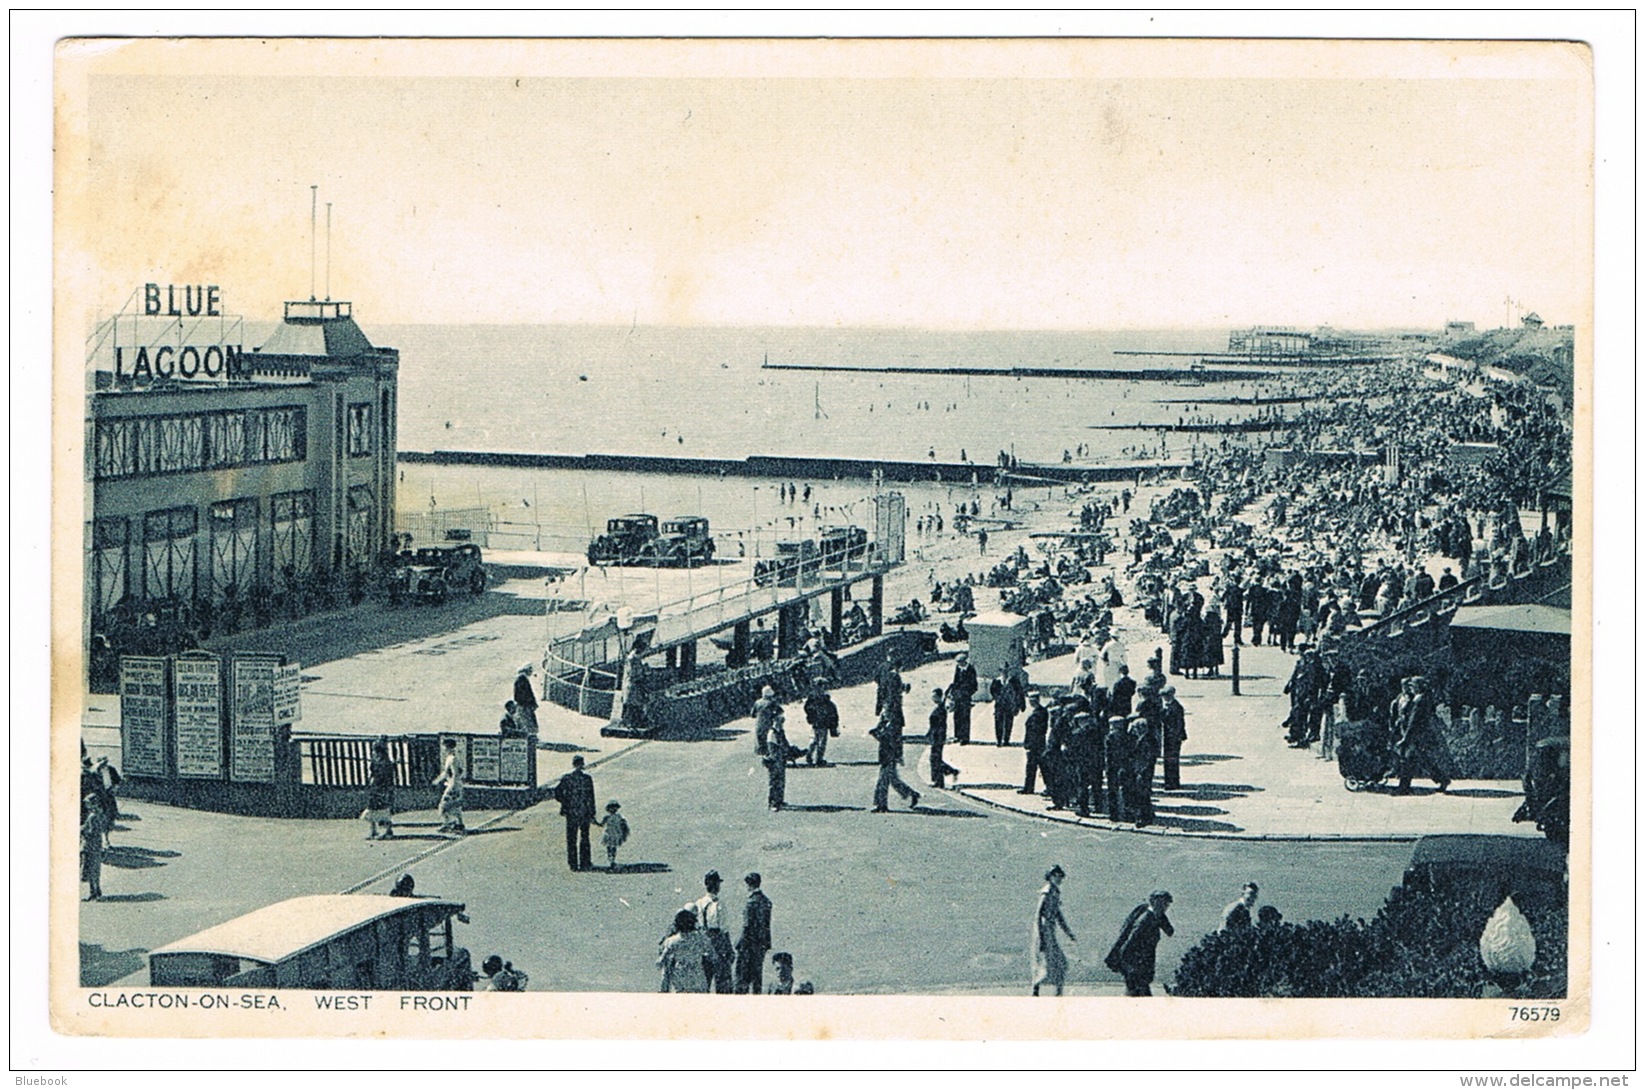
[389,544,486,603]
[587,514,660,566]
[147,894,473,991]
[639,516,716,567]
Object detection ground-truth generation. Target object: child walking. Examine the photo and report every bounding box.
[596,800,630,870]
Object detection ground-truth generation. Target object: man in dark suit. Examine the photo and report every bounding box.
[1109,663,1137,718]
[555,755,596,871]
[1158,686,1188,790]
[1105,890,1175,996]
[948,651,979,745]
[1019,690,1049,795]
[735,872,773,994]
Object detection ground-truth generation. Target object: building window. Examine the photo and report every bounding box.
[95,405,307,481]
[208,498,259,605]
[142,507,197,602]
[348,403,373,456]
[90,517,129,617]
[271,491,315,592]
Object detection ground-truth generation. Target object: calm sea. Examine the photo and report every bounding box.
[366,324,1298,551]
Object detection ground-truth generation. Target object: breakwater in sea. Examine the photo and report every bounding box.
[759,361,1297,382]
[398,449,1190,485]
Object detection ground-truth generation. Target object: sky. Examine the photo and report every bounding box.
[60,38,1593,330]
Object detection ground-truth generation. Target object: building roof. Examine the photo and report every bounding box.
[149,895,463,965]
[257,309,379,358]
[1450,603,1571,636]
[966,609,1033,630]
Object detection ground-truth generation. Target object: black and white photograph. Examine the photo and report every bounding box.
[20,16,1631,1073]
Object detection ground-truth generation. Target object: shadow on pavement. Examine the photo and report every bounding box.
[103,846,180,869]
[600,862,672,874]
[1178,753,1241,766]
[783,803,867,814]
[1445,787,1521,799]
[910,805,984,819]
[80,942,148,987]
[1152,803,1232,818]
[539,741,600,753]
[93,892,167,904]
[959,782,1022,791]
[1145,813,1243,833]
[1161,783,1262,801]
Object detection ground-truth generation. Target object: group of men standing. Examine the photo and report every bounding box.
[659,870,778,993]
[1019,655,1188,827]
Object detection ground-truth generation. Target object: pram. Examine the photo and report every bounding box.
[1335,719,1393,792]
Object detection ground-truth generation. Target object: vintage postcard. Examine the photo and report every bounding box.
[43,29,1610,1060]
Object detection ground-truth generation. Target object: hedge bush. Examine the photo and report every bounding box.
[1169,879,1566,998]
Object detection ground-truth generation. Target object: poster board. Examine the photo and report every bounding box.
[229,657,278,783]
[116,656,168,777]
[469,735,501,783]
[171,655,224,778]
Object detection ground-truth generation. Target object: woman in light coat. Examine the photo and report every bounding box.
[1031,865,1077,996]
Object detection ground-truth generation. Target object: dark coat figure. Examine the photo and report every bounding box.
[802,687,839,767]
[1247,582,1271,645]
[1158,691,1187,790]
[735,876,773,994]
[948,655,979,745]
[990,675,1020,747]
[927,692,960,789]
[871,709,920,811]
[1105,892,1175,996]
[1068,712,1105,817]
[1221,581,1244,644]
[1021,696,1049,795]
[1199,606,1225,674]
[555,758,597,871]
[1102,717,1133,821]
[1127,715,1160,826]
[1392,679,1452,794]
[1274,587,1301,651]
[1110,669,1137,718]
[874,657,902,716]
[1284,649,1327,746]
[512,668,540,737]
[762,712,790,811]
[1042,702,1075,810]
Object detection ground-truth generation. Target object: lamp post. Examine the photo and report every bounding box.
[1479,895,1537,998]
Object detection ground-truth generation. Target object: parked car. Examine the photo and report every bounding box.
[587,514,660,566]
[389,544,486,604]
[641,516,716,567]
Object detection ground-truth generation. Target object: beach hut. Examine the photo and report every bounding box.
[962,610,1032,684]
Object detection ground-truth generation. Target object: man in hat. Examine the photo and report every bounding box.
[802,680,839,767]
[555,755,597,871]
[1392,675,1451,795]
[753,685,782,756]
[694,870,735,993]
[1127,714,1159,827]
[512,664,540,738]
[734,872,773,994]
[948,651,978,745]
[1103,715,1133,822]
[1020,690,1050,795]
[1158,685,1188,790]
[1105,890,1175,996]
